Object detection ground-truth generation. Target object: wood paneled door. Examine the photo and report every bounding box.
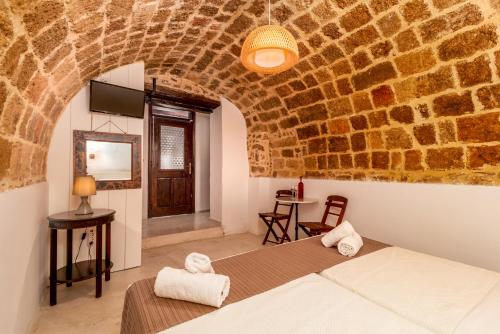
[149,115,194,217]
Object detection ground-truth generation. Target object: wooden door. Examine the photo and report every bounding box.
[149,115,194,217]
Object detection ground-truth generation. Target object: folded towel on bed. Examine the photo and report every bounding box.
[185,252,214,274]
[154,267,230,308]
[321,221,355,247]
[337,232,363,257]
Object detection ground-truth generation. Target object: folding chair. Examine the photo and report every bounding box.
[298,195,348,237]
[259,190,294,245]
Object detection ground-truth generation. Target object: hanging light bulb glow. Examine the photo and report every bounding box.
[240,2,299,74]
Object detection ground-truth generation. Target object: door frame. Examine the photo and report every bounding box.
[148,104,196,218]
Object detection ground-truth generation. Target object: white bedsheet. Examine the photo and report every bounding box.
[455,280,500,334]
[161,273,433,334]
[320,247,500,334]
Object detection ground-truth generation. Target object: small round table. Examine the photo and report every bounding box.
[47,209,115,306]
[276,197,318,240]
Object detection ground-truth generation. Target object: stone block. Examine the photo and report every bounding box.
[341,25,380,54]
[377,12,401,38]
[350,115,369,130]
[368,110,389,128]
[401,0,431,23]
[285,88,324,110]
[467,145,500,168]
[438,120,456,144]
[351,132,367,152]
[0,136,12,178]
[476,84,500,110]
[352,62,397,91]
[384,127,413,149]
[296,124,320,140]
[352,92,373,112]
[340,4,372,32]
[328,136,350,152]
[394,48,436,76]
[32,19,68,59]
[372,151,389,169]
[426,147,464,170]
[371,85,395,108]
[394,29,420,52]
[438,25,497,61]
[405,150,423,170]
[308,137,328,154]
[354,152,370,168]
[327,97,353,117]
[389,105,414,124]
[297,103,329,123]
[457,112,500,143]
[413,124,437,145]
[328,118,350,135]
[455,54,492,88]
[432,91,474,117]
[336,78,353,95]
[351,51,372,70]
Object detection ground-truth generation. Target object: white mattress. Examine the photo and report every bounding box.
[320,247,500,334]
[161,273,434,334]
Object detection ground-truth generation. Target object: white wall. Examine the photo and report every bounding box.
[209,106,222,223]
[249,177,500,272]
[0,182,48,333]
[47,62,144,271]
[195,112,210,212]
[219,97,249,234]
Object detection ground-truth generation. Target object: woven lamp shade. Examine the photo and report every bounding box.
[241,25,299,74]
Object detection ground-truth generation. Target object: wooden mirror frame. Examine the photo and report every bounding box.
[73,130,142,190]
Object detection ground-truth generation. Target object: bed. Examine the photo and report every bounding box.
[121,236,387,334]
[121,237,500,334]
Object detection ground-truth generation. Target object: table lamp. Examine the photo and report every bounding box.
[73,176,96,215]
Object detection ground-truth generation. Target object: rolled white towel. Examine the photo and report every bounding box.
[321,220,355,247]
[337,232,364,257]
[154,267,230,308]
[185,252,214,274]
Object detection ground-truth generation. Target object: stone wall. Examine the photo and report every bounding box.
[0,0,499,191]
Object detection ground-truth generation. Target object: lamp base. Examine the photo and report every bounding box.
[75,196,93,215]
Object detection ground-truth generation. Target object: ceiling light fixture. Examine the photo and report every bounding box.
[240,0,299,75]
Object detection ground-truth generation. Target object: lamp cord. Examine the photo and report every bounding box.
[268,0,271,25]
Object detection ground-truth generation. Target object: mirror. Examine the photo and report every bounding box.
[86,140,132,181]
[74,130,142,190]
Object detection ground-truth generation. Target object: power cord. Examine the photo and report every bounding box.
[74,228,87,264]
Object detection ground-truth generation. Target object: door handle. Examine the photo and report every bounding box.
[188,162,192,175]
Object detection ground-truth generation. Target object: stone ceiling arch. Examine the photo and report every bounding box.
[1,0,500,191]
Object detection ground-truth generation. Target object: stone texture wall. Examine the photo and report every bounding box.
[0,0,499,191]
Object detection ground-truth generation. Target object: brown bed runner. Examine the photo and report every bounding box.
[121,236,387,334]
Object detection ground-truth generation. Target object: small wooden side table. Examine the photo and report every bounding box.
[276,197,318,241]
[47,209,115,306]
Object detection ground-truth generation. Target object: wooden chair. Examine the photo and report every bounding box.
[259,190,294,245]
[298,195,348,237]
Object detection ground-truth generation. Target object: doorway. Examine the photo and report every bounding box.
[148,114,194,217]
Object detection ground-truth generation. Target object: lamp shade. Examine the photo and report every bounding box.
[240,25,299,74]
[73,176,96,196]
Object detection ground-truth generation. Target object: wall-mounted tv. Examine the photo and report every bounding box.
[90,80,145,119]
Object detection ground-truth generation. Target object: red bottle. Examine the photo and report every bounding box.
[297,176,304,199]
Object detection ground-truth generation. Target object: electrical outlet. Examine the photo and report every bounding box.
[89,228,95,244]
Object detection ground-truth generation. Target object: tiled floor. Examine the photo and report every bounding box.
[142,211,220,238]
[32,233,265,334]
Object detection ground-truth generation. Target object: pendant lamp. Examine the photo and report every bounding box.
[240,1,299,74]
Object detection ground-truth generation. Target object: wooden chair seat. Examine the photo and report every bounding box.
[298,221,334,232]
[258,212,289,219]
[298,195,348,237]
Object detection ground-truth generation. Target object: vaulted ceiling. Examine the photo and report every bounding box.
[0,0,499,191]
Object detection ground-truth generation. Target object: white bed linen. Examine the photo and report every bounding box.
[455,281,500,334]
[161,273,434,334]
[320,247,500,334]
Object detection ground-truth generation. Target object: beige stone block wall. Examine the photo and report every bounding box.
[0,0,499,191]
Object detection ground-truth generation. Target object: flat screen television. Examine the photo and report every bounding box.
[90,80,145,118]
